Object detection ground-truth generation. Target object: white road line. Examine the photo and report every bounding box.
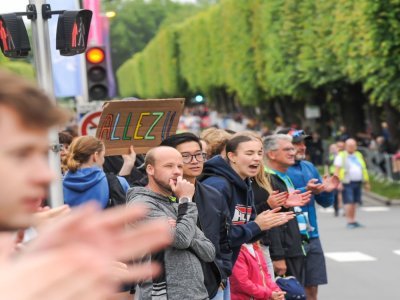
[325,251,377,262]
[393,250,400,256]
[360,207,390,212]
[319,208,334,213]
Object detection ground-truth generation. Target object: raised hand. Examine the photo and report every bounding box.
[267,190,288,208]
[285,190,312,207]
[322,175,340,192]
[119,145,137,176]
[254,207,295,231]
[306,178,325,194]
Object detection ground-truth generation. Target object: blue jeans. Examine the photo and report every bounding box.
[211,279,231,300]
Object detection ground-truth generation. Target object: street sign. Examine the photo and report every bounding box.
[79,110,102,136]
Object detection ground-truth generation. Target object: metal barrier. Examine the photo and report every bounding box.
[358,146,400,182]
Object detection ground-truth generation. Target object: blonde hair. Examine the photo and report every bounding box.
[201,128,233,158]
[66,136,104,172]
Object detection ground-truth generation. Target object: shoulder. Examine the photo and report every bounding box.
[197,181,222,195]
[202,175,229,187]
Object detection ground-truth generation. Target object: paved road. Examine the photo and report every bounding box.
[318,196,399,299]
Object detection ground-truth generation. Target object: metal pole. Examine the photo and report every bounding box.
[29,0,64,207]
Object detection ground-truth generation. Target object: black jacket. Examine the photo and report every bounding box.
[253,174,304,260]
[194,181,233,279]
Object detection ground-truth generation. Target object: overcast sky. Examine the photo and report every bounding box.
[0,0,196,14]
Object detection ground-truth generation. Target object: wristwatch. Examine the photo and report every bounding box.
[178,196,192,204]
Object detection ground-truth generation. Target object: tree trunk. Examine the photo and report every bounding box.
[337,83,367,138]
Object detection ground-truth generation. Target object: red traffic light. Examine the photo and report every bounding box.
[86,47,105,64]
[56,10,92,56]
[0,14,30,58]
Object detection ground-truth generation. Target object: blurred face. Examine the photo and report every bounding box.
[293,141,306,160]
[345,139,357,154]
[147,148,183,195]
[176,141,204,180]
[0,106,55,230]
[94,146,105,167]
[267,139,296,168]
[336,141,345,151]
[200,140,208,158]
[228,140,263,179]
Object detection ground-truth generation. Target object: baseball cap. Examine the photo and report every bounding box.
[276,128,311,143]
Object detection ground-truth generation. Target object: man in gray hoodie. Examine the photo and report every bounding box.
[127,146,216,300]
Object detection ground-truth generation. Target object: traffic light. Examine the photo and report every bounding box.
[56,10,92,56]
[86,46,108,101]
[0,13,30,58]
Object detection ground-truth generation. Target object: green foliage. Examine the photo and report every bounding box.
[105,0,210,72]
[117,0,400,107]
[0,55,35,79]
[117,27,179,98]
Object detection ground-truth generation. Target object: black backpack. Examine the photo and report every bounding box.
[105,173,127,208]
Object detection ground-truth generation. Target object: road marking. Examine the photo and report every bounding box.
[393,250,400,256]
[325,251,377,262]
[360,207,389,212]
[319,208,334,213]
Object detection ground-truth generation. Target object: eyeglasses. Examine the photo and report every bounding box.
[272,147,296,153]
[181,152,207,164]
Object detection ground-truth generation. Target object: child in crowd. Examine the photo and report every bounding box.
[230,242,285,300]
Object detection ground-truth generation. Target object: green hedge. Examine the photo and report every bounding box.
[117,0,400,107]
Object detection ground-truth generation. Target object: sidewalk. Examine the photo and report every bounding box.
[363,190,400,206]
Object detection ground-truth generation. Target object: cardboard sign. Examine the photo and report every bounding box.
[96,98,185,155]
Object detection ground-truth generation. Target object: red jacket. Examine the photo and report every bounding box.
[231,244,281,300]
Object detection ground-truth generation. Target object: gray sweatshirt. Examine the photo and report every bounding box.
[127,187,216,300]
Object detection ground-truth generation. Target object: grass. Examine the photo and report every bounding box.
[370,175,400,200]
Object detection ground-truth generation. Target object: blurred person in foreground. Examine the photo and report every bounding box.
[0,70,171,299]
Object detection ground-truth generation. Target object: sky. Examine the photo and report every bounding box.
[0,0,196,14]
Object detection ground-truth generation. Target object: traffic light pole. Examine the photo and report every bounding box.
[29,0,64,208]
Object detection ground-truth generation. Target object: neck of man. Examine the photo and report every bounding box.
[146,180,172,197]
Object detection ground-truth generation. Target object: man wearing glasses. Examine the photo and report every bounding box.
[161,133,233,300]
[278,128,338,300]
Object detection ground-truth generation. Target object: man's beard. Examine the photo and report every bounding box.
[153,176,173,194]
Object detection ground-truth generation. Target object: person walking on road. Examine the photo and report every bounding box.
[334,138,370,228]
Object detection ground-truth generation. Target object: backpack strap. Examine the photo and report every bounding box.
[105,173,127,208]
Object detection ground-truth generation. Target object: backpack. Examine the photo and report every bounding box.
[105,173,127,208]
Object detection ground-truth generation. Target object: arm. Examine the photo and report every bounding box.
[312,168,334,208]
[128,197,198,250]
[190,227,216,262]
[171,202,198,249]
[217,199,233,278]
[230,250,274,299]
[118,146,136,177]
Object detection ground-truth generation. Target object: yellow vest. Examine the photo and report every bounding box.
[337,151,369,183]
